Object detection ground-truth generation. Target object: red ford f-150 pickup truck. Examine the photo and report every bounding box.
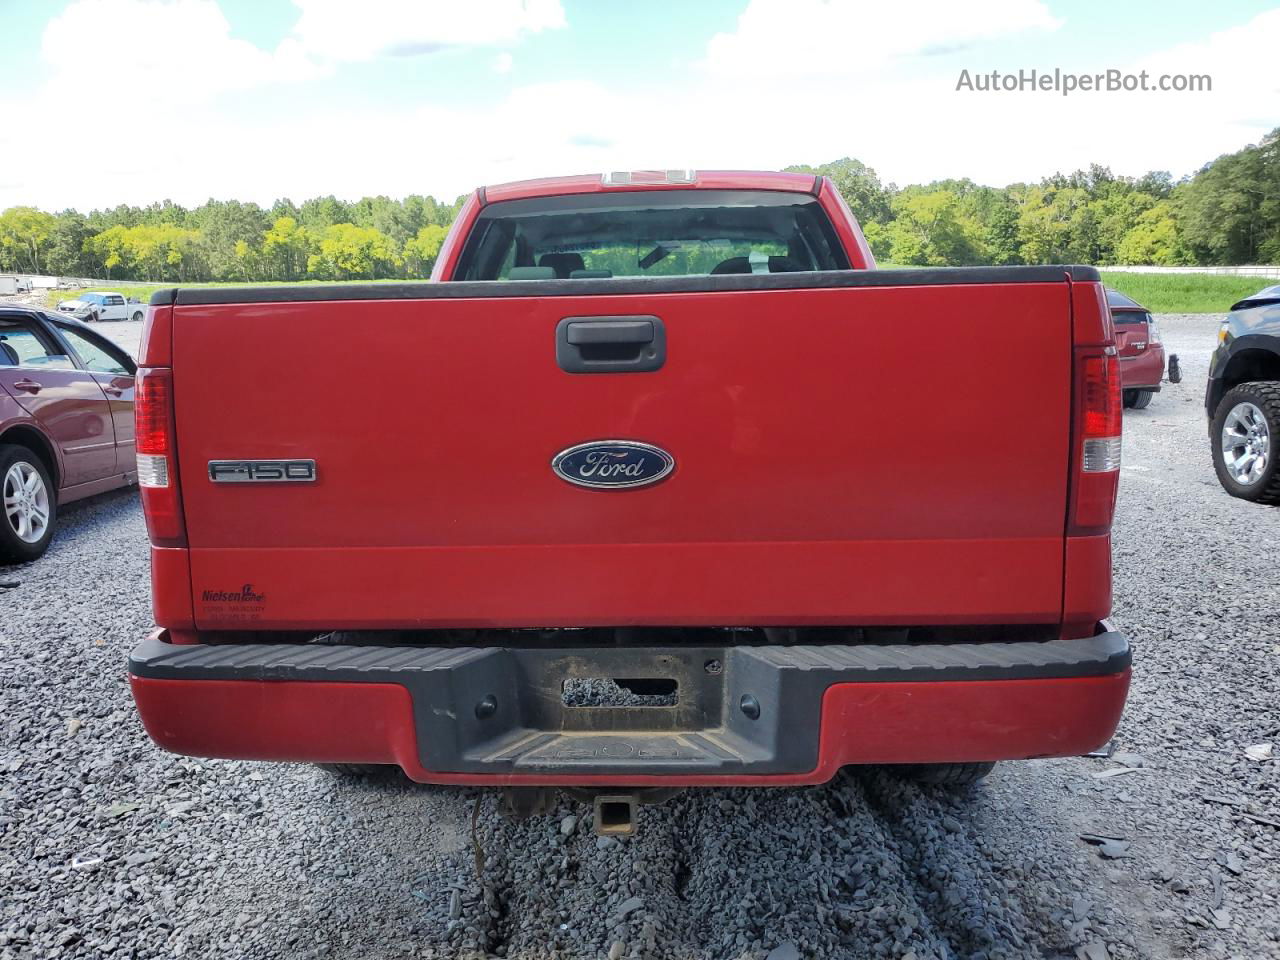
[128,169,1130,831]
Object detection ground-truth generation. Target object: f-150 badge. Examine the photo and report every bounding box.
[208,459,317,483]
[551,441,673,489]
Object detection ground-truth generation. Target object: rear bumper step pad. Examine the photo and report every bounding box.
[128,627,1130,784]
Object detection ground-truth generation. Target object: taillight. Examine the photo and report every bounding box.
[135,367,186,546]
[1070,348,1122,532]
[136,368,171,475]
[1082,351,1122,472]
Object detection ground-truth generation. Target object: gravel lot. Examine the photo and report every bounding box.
[1,314,1277,960]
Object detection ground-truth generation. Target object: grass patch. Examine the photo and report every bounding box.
[1098,272,1274,314]
[885,265,1272,313]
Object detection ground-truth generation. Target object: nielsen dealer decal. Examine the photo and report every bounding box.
[200,583,267,621]
[201,584,266,603]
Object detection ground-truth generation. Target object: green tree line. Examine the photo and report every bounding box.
[0,194,461,282]
[1,129,1277,280]
[792,128,1279,267]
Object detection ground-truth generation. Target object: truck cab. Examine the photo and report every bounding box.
[57,291,144,323]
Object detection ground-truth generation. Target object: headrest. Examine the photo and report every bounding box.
[507,266,556,281]
[710,257,750,275]
[538,253,586,278]
[711,255,803,275]
[0,341,19,366]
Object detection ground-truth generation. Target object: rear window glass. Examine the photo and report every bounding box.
[1112,311,1152,324]
[1105,289,1142,310]
[454,190,849,281]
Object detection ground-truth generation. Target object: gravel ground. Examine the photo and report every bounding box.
[1,314,1277,960]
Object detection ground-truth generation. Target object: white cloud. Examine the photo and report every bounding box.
[41,0,321,107]
[701,0,1062,79]
[2,1,1279,213]
[868,7,1280,187]
[1133,8,1280,135]
[288,0,565,62]
[33,0,566,112]
[493,51,514,74]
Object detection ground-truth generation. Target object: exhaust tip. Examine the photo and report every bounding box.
[593,795,638,836]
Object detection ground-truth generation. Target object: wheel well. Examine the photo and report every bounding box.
[0,425,59,488]
[1222,349,1280,391]
[1214,348,1280,414]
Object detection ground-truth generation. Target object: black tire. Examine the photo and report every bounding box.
[131,310,145,323]
[1122,389,1136,409]
[892,762,996,787]
[1130,389,1154,410]
[0,444,58,563]
[1211,381,1280,504]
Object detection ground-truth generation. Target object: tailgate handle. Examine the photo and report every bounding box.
[556,315,665,374]
[566,320,653,345]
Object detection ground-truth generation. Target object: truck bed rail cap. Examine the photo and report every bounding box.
[166,265,1100,306]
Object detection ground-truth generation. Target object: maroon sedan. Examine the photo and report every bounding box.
[0,308,136,562]
[1106,287,1173,409]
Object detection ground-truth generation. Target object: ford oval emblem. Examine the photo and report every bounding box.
[551,440,674,490]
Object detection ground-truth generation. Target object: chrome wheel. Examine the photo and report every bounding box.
[1221,401,1271,486]
[3,460,51,544]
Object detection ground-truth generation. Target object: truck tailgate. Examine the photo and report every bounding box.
[170,278,1072,629]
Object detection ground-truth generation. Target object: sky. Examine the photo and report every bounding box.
[0,0,1278,211]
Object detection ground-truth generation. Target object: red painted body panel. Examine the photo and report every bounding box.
[1112,307,1165,390]
[1061,533,1111,638]
[1,310,138,501]
[151,546,195,630]
[817,178,875,269]
[0,366,116,486]
[186,538,1064,629]
[1072,282,1116,347]
[1119,347,1166,390]
[129,668,1129,786]
[0,392,65,483]
[429,191,482,283]
[92,372,136,475]
[1065,283,1121,540]
[168,281,1073,630]
[138,303,173,367]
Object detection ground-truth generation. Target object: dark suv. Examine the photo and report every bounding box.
[1206,284,1280,503]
